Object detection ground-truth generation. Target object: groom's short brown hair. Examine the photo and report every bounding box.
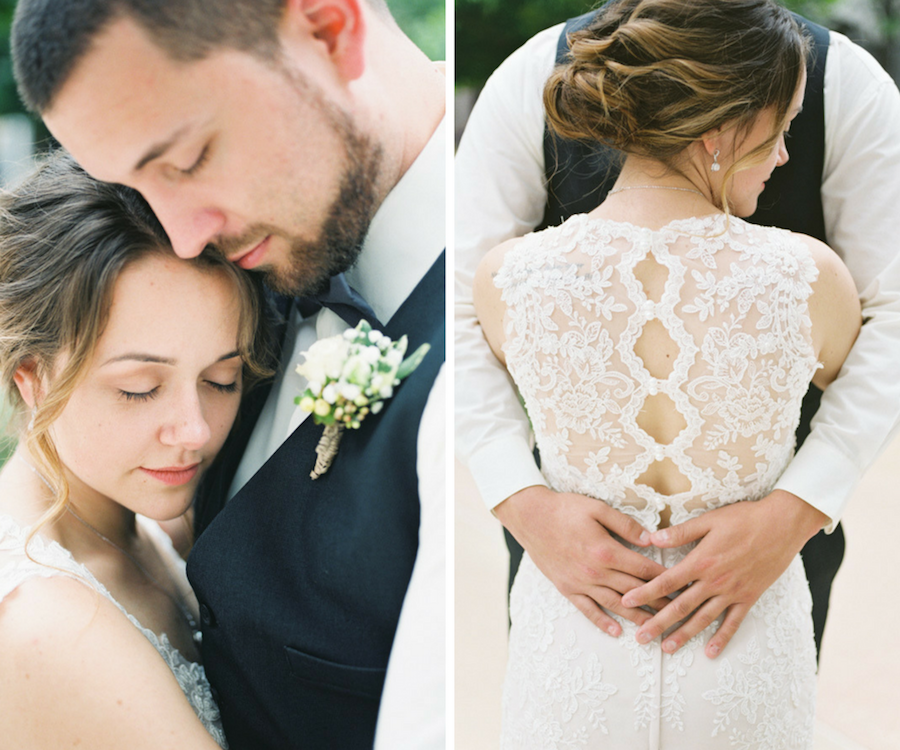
[11,0,393,113]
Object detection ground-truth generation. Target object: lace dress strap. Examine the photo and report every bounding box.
[0,513,228,748]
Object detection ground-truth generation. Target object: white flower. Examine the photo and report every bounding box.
[342,356,372,384]
[294,320,430,433]
[296,337,351,384]
[339,383,361,401]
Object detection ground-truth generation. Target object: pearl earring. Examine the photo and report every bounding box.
[710,149,721,172]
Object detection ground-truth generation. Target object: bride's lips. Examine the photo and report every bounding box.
[140,463,200,486]
[231,235,272,270]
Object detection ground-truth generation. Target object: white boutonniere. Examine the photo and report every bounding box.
[294,320,431,479]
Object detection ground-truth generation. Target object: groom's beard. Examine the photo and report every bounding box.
[211,70,384,298]
[266,122,383,298]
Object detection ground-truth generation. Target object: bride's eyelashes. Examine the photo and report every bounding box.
[119,386,160,402]
[117,380,238,403]
[206,380,239,394]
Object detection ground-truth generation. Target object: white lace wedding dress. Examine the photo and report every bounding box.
[496,213,819,749]
[0,512,228,748]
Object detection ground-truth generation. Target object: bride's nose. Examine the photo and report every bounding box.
[160,388,211,449]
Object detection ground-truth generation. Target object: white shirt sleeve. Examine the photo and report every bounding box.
[454,26,562,509]
[774,32,900,531]
[373,366,446,748]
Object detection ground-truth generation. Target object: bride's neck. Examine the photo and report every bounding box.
[4,446,137,551]
[614,153,712,197]
[590,154,720,228]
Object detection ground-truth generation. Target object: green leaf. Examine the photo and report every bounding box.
[397,343,431,380]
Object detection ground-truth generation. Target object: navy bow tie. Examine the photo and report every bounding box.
[295,273,381,328]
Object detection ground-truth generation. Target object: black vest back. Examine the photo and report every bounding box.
[541,11,830,443]
[187,253,445,749]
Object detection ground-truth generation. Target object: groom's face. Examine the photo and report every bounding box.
[44,16,382,297]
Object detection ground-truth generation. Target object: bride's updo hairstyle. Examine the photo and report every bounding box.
[0,150,274,532]
[544,0,809,208]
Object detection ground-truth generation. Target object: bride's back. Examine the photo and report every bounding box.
[490,212,820,530]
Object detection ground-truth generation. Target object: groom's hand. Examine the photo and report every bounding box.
[495,485,670,636]
[620,489,828,657]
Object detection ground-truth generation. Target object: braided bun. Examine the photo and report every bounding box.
[544,0,808,163]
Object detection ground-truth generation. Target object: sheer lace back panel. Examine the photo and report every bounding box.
[495,214,820,530]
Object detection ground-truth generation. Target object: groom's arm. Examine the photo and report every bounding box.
[620,32,900,656]
[456,25,670,634]
[455,24,558,508]
[373,369,445,749]
[776,32,900,521]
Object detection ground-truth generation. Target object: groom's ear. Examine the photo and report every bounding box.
[13,358,43,409]
[281,0,367,82]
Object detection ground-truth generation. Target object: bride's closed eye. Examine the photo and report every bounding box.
[205,379,240,394]
[119,387,160,402]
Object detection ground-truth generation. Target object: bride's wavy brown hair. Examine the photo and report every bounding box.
[544,0,810,209]
[0,150,275,543]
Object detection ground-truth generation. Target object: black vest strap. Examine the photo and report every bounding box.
[541,11,830,243]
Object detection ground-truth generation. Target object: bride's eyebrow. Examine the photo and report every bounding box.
[100,351,241,367]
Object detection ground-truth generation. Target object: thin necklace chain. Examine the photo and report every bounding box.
[608,184,706,198]
[15,454,201,642]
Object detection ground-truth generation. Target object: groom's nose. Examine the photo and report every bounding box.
[142,188,227,259]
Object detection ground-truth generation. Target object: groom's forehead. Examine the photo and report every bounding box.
[44,20,279,184]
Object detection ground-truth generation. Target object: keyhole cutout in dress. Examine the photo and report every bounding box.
[632,254,691,509]
[636,392,687,444]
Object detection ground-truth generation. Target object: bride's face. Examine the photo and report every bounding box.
[46,253,244,520]
[720,68,807,218]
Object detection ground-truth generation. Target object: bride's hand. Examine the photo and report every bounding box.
[494,485,670,635]
[620,489,828,657]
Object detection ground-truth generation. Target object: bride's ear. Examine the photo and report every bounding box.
[700,126,724,157]
[13,358,42,409]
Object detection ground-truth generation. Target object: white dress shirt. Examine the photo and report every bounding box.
[232,119,446,748]
[455,23,900,532]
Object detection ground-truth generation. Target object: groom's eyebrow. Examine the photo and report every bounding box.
[133,125,191,172]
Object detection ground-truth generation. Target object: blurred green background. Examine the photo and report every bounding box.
[456,0,900,90]
[455,0,900,147]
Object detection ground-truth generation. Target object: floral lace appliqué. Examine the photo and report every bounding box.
[497,214,819,749]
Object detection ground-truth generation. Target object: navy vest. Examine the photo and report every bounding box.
[187,252,445,749]
[542,11,829,444]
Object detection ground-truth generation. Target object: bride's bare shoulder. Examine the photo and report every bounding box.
[473,237,525,365]
[0,575,219,749]
[792,233,861,389]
